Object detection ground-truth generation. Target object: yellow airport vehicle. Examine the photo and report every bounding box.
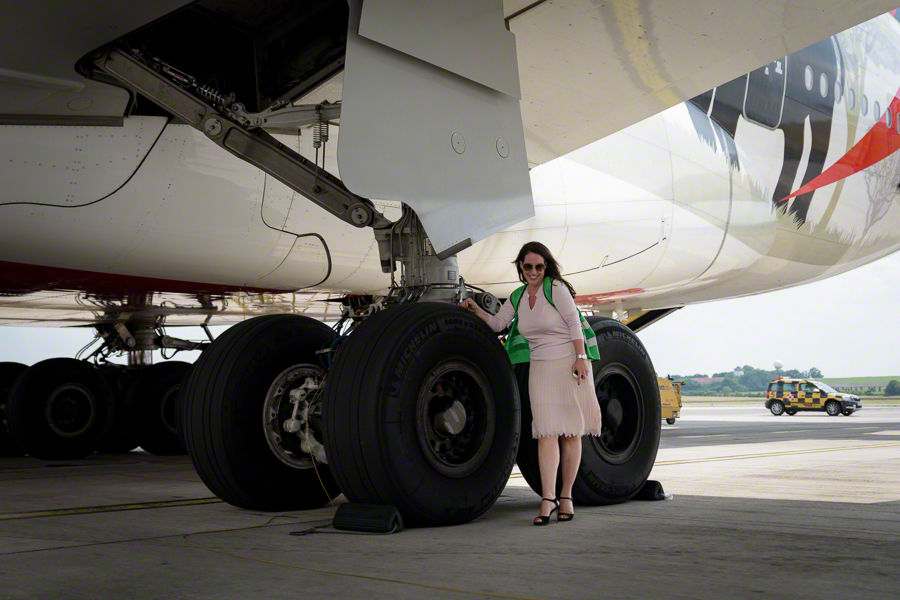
[766,377,862,416]
[659,378,683,424]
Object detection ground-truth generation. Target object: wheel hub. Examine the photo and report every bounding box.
[592,366,642,465]
[262,364,326,469]
[417,359,495,478]
[45,383,96,438]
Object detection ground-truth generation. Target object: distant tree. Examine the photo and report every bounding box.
[784,369,802,378]
[809,367,823,379]
[885,380,900,396]
[722,386,733,395]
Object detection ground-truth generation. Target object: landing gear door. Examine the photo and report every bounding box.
[338,0,534,258]
[743,57,787,129]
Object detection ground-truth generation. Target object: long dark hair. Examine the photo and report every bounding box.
[512,241,576,298]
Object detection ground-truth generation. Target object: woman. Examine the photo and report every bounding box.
[460,241,601,525]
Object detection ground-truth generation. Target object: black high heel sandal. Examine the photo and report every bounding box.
[533,498,559,526]
[558,496,574,522]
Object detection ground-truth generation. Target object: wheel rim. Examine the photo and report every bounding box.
[416,359,496,478]
[262,364,325,469]
[772,403,783,415]
[589,364,643,465]
[45,383,96,438]
[827,402,839,415]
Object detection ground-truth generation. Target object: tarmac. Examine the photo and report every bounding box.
[2,406,900,599]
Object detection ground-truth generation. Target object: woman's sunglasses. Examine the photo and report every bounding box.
[522,263,545,273]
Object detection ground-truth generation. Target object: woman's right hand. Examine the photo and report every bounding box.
[459,298,479,313]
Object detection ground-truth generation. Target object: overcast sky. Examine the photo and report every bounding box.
[1,251,898,378]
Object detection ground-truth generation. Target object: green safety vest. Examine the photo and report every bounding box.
[505,277,600,364]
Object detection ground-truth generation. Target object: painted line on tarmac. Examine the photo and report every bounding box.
[0,497,223,521]
[655,442,900,466]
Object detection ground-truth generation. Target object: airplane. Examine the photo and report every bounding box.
[2,0,900,527]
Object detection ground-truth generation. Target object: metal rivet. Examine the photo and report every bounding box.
[451,132,466,154]
[496,137,509,158]
[204,118,223,137]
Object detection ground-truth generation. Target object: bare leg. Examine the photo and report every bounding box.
[559,435,582,517]
[536,436,560,522]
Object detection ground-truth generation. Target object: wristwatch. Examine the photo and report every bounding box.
[576,353,588,360]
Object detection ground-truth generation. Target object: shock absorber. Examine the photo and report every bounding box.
[196,84,234,109]
[313,118,329,149]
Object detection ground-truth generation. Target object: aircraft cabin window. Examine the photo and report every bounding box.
[804,65,814,91]
[849,88,856,110]
[744,57,787,129]
[888,107,893,128]
[862,94,868,116]
[874,101,881,120]
[820,73,828,98]
[897,117,900,134]
[835,81,842,103]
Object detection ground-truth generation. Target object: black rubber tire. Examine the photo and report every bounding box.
[666,417,676,425]
[825,400,841,416]
[770,401,785,416]
[97,367,140,454]
[516,317,661,506]
[181,314,340,511]
[7,358,115,460]
[323,303,520,527]
[131,361,191,456]
[842,411,853,416]
[0,362,28,457]
[785,409,797,416]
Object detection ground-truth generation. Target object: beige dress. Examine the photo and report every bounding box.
[486,280,602,438]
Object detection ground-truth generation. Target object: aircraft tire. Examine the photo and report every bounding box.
[0,362,28,457]
[131,362,191,456]
[323,303,520,527]
[181,314,341,511]
[516,317,661,506]
[6,358,115,460]
[97,368,140,454]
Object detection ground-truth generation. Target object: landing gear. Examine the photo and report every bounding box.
[516,318,661,505]
[6,358,116,460]
[323,303,519,527]
[0,362,28,457]
[181,314,341,511]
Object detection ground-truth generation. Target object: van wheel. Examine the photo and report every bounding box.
[665,418,676,425]
[842,410,853,416]
[785,409,797,416]
[770,401,784,416]
[825,401,841,416]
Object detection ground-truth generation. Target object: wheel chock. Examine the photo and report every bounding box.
[333,503,404,534]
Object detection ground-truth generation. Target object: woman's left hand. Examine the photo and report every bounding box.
[572,358,590,386]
